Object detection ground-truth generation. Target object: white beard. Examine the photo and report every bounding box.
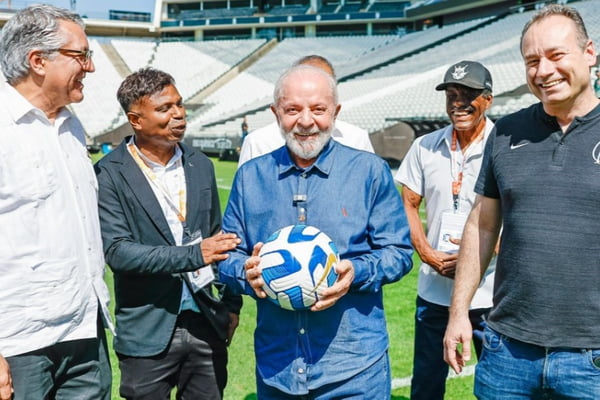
[283,125,333,161]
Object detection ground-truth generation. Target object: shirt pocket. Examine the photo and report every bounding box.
[27,259,84,328]
[0,258,81,338]
[0,149,58,204]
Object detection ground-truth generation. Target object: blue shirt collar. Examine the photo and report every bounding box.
[275,138,336,177]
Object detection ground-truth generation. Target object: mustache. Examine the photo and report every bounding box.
[450,104,475,113]
[291,129,320,136]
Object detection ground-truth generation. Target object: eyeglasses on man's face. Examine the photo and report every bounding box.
[49,48,94,65]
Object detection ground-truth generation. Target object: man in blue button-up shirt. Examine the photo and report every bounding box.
[218,64,413,398]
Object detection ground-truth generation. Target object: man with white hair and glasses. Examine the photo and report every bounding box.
[0,5,112,400]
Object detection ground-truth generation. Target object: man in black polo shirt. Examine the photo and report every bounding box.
[444,4,600,399]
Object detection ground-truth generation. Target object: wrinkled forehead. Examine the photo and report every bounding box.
[521,14,584,53]
[279,69,335,103]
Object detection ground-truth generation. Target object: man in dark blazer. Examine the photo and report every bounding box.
[95,68,242,400]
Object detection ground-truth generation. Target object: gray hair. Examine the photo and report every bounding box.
[292,55,337,81]
[0,4,84,85]
[117,68,176,112]
[520,4,589,53]
[273,64,338,107]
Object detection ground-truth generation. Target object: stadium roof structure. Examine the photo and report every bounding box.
[0,0,524,39]
[157,0,518,37]
[0,11,159,37]
[406,0,511,18]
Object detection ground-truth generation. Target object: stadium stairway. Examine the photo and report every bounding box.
[191,15,505,133]
[186,38,278,106]
[100,42,131,79]
[92,38,274,144]
[339,14,503,82]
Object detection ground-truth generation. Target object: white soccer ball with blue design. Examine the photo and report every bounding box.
[259,225,339,311]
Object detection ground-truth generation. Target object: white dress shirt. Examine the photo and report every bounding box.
[127,138,199,312]
[0,85,112,357]
[237,119,374,166]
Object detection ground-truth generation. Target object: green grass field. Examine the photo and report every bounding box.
[96,154,476,399]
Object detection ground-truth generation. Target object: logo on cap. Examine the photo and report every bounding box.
[451,65,468,80]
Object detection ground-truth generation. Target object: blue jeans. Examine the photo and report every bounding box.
[411,296,488,400]
[257,351,390,399]
[475,326,600,399]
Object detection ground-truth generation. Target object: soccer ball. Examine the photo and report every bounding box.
[259,225,339,311]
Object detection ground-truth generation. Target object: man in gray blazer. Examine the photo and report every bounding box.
[95,68,242,400]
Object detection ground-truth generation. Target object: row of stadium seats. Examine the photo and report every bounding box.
[185,34,401,130]
[168,1,408,20]
[27,0,597,142]
[190,21,483,128]
[200,0,599,137]
[67,37,267,136]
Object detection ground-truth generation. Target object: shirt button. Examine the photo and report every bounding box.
[298,368,304,374]
[299,328,305,334]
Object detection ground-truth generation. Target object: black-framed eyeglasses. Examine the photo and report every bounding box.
[50,48,94,64]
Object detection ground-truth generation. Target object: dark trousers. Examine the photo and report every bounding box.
[118,311,228,400]
[6,316,111,400]
[410,296,488,400]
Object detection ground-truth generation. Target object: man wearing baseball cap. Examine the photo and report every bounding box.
[395,60,496,400]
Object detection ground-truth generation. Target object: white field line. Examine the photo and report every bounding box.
[216,177,232,191]
[391,365,475,389]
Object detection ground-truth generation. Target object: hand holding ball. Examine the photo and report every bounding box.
[258,225,339,311]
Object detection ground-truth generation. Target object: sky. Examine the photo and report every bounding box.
[9,0,156,20]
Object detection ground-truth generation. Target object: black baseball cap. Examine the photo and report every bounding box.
[435,60,493,92]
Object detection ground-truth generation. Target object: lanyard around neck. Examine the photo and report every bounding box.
[127,143,187,223]
[450,129,483,212]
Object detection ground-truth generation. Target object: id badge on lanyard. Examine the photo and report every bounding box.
[436,210,468,254]
[182,230,215,291]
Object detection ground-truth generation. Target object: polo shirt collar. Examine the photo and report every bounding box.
[437,117,494,151]
[437,124,455,151]
[535,102,600,132]
[571,102,600,124]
